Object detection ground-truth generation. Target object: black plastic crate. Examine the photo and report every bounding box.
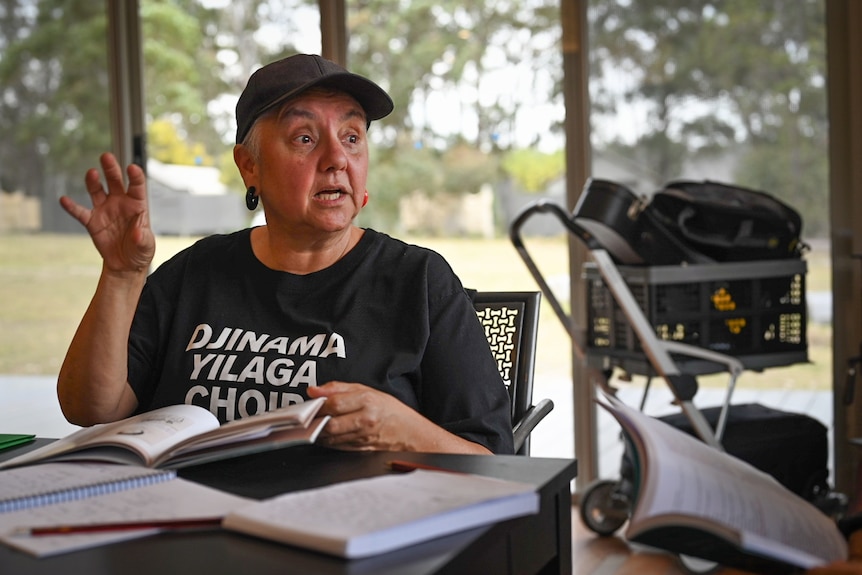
[584,259,808,375]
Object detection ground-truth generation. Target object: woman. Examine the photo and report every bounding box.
[57,54,514,455]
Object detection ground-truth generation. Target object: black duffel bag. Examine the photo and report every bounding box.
[650,180,805,262]
[571,178,714,266]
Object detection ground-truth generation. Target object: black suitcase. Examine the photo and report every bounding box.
[652,403,830,501]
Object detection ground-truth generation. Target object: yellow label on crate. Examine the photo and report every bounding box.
[725,317,747,334]
[711,287,737,311]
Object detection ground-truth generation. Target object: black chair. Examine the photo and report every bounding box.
[472,291,554,455]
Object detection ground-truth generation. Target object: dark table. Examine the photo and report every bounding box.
[0,441,577,574]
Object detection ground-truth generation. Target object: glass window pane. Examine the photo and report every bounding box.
[0,0,322,436]
[587,0,830,478]
[141,0,320,237]
[0,2,111,436]
[347,0,572,458]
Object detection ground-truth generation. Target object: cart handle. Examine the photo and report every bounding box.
[509,200,593,353]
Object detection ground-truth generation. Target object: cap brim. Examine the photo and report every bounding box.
[248,74,393,135]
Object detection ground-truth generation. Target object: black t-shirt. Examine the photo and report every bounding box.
[127,228,514,454]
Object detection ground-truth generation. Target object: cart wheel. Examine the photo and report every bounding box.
[579,479,630,536]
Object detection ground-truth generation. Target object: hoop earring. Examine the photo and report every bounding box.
[362,191,369,207]
[245,186,259,211]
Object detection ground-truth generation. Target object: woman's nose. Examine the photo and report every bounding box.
[320,136,348,171]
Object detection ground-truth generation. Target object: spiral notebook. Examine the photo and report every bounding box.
[0,462,175,513]
[0,470,251,557]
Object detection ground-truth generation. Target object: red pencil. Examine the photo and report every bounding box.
[26,517,223,536]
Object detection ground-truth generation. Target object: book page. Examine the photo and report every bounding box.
[602,399,847,567]
[0,477,251,557]
[166,397,326,457]
[162,415,330,469]
[0,405,219,469]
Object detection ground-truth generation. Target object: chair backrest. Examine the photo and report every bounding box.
[472,291,541,453]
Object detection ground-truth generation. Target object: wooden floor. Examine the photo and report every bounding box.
[570,507,753,575]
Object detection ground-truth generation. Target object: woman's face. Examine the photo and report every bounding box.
[237,90,369,238]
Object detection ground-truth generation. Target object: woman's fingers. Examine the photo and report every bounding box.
[125,162,147,201]
[58,195,91,227]
[99,152,127,196]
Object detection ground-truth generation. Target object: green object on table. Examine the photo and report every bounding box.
[0,434,35,452]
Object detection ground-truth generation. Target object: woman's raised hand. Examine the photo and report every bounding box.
[60,152,155,274]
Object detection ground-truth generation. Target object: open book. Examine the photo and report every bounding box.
[222,467,539,558]
[0,398,328,470]
[600,396,847,572]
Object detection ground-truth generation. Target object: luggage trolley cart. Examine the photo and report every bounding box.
[509,199,745,537]
[509,193,840,540]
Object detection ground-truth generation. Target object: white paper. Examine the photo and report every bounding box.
[224,469,539,558]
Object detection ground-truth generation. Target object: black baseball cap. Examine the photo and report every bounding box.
[235,54,394,144]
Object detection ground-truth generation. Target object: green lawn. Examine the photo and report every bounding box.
[0,232,832,391]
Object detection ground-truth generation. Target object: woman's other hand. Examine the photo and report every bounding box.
[308,382,491,455]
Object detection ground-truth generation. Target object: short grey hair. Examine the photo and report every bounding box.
[240,115,268,161]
